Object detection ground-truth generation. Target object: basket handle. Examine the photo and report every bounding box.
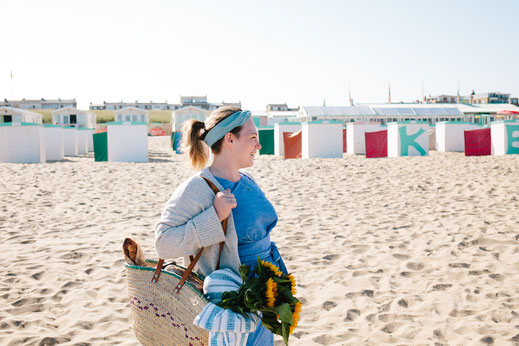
[152,177,228,294]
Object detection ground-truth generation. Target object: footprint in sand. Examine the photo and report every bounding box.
[432,284,452,291]
[344,309,361,321]
[381,321,403,334]
[449,309,475,317]
[392,254,410,260]
[322,301,337,311]
[406,262,424,270]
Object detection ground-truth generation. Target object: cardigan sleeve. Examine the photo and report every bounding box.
[154,176,226,259]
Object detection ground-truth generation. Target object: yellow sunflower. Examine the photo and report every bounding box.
[290,301,302,334]
[287,274,297,295]
[265,278,278,307]
[260,259,283,276]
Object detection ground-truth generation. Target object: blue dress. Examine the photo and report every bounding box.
[215,173,288,346]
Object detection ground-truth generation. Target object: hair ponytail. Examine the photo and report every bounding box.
[181,119,208,171]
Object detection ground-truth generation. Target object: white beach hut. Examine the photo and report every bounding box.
[490,121,519,156]
[63,127,79,156]
[0,107,42,124]
[435,121,480,152]
[52,107,96,128]
[106,121,148,162]
[115,107,149,124]
[43,124,64,161]
[302,121,343,159]
[172,106,206,132]
[86,129,94,152]
[76,128,90,155]
[274,122,302,156]
[388,121,429,157]
[346,122,385,155]
[0,122,46,163]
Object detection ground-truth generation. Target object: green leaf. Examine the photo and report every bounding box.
[281,321,290,345]
[275,303,294,324]
[239,264,250,282]
[272,277,291,284]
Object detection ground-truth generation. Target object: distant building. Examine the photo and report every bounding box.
[89,95,240,111]
[1,98,77,109]
[266,103,299,111]
[426,95,457,104]
[461,92,510,104]
[298,104,468,125]
[89,101,181,111]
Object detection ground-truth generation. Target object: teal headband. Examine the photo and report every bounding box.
[203,110,251,147]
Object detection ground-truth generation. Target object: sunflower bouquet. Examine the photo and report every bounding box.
[217,258,301,345]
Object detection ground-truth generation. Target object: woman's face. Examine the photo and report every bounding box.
[232,119,262,168]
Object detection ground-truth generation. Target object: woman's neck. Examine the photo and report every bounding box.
[210,157,241,182]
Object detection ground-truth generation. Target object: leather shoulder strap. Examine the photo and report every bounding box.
[152,176,228,292]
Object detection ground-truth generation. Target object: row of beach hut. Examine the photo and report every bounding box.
[0,123,95,163]
[0,121,150,163]
[252,120,519,159]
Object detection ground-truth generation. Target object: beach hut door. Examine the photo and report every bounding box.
[70,114,77,125]
[2,115,12,123]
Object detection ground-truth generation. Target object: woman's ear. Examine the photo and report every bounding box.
[224,132,234,145]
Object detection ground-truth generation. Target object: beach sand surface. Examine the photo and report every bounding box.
[1,137,518,345]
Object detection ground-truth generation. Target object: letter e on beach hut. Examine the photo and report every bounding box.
[346,122,385,155]
[302,121,343,159]
[388,121,429,157]
[491,121,519,156]
[106,121,148,162]
[0,122,46,163]
[43,124,64,161]
[436,122,480,152]
[274,122,302,156]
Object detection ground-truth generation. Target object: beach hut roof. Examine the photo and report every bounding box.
[115,107,149,115]
[52,107,94,116]
[371,107,462,116]
[0,106,42,117]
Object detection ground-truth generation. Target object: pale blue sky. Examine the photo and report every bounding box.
[1,0,518,110]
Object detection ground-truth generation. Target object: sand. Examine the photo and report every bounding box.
[1,137,518,345]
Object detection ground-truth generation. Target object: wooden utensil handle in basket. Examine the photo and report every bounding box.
[152,177,228,294]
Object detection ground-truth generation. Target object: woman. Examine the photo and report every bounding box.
[155,106,287,345]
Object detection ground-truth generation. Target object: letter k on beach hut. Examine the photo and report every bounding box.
[387,121,429,157]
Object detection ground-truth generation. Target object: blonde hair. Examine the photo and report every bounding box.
[181,105,243,171]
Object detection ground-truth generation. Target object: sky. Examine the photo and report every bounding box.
[1,0,518,110]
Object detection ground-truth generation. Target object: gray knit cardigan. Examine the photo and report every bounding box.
[155,167,253,277]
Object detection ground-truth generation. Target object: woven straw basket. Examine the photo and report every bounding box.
[125,259,209,345]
